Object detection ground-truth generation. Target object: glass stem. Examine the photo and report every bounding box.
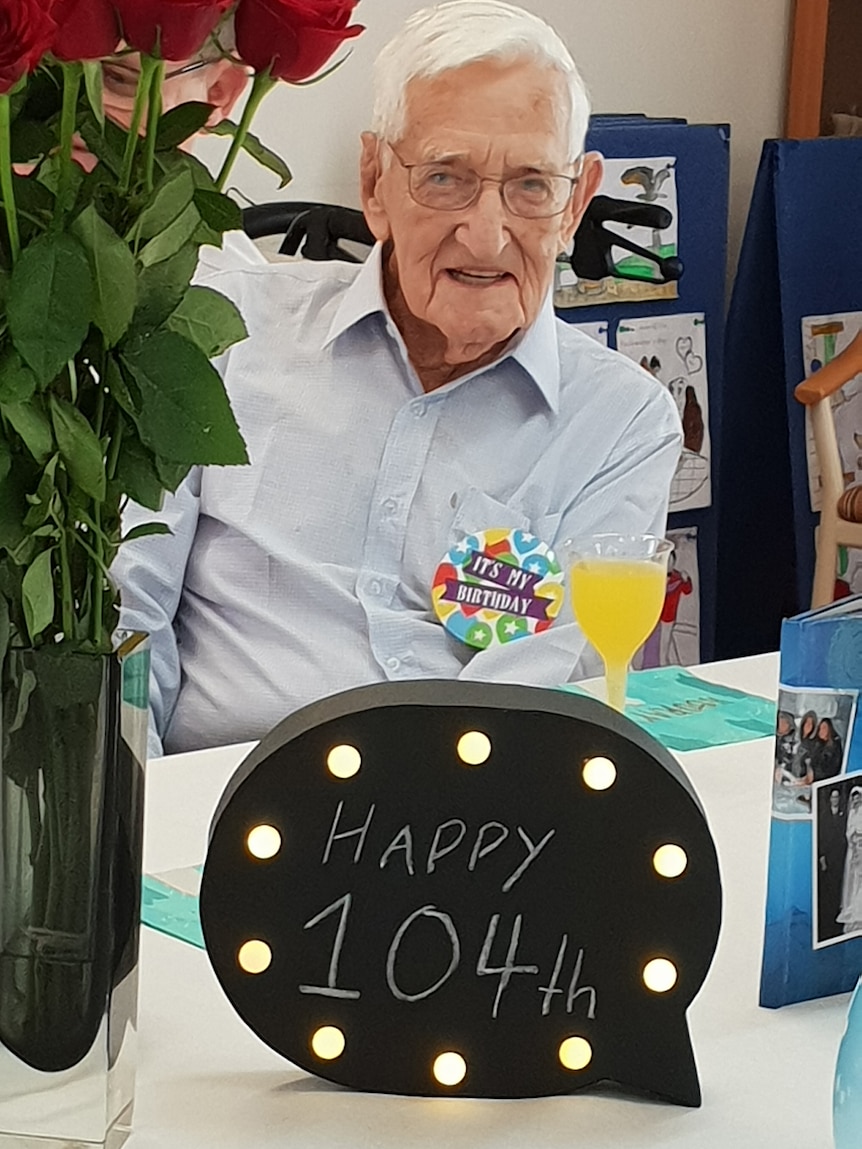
[605,660,629,712]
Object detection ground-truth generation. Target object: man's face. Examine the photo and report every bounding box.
[830,792,840,814]
[361,58,602,365]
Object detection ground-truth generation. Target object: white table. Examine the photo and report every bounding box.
[132,653,849,1148]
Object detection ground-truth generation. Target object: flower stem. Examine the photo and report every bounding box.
[119,56,159,195]
[215,71,276,192]
[91,504,104,648]
[143,60,165,195]
[57,64,82,222]
[0,94,20,262]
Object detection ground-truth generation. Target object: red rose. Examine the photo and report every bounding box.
[51,0,121,62]
[0,0,57,94]
[111,0,235,61]
[235,0,363,83]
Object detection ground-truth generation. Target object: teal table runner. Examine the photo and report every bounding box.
[559,665,776,752]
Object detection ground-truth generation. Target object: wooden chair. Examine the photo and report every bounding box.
[794,330,862,607]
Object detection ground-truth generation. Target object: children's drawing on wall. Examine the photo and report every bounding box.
[801,312,862,514]
[569,321,609,346]
[554,156,680,310]
[616,313,711,512]
[638,527,701,669]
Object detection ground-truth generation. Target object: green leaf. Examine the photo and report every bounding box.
[156,102,212,150]
[5,398,54,464]
[123,331,248,465]
[0,593,9,667]
[166,286,248,359]
[37,153,84,202]
[22,548,55,641]
[77,112,124,176]
[114,434,164,510]
[207,120,293,189]
[122,522,172,543]
[104,355,139,416]
[82,60,105,128]
[156,149,218,193]
[10,119,55,164]
[0,268,8,336]
[0,349,37,404]
[134,167,196,241]
[71,204,138,346]
[22,454,58,530]
[192,218,223,249]
[0,439,10,485]
[0,464,29,552]
[154,456,191,492]
[193,189,243,233]
[138,202,201,268]
[49,394,106,500]
[130,242,199,333]
[7,232,94,386]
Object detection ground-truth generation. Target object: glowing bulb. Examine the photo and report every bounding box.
[643,958,678,993]
[246,824,282,860]
[653,844,687,879]
[457,731,491,766]
[327,744,361,779]
[559,1036,593,1071]
[582,756,616,791]
[237,939,272,974]
[311,1025,345,1060]
[433,1051,467,1086]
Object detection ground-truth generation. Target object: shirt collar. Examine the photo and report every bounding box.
[324,242,561,413]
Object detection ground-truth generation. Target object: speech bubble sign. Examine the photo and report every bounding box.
[200,682,721,1106]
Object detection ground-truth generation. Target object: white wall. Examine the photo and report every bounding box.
[196,0,793,271]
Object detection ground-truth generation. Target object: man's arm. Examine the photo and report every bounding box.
[112,471,202,758]
[458,392,681,689]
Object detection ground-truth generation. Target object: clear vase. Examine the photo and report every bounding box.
[0,635,148,1149]
[834,973,862,1148]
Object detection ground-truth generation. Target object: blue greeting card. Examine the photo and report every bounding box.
[760,595,862,1007]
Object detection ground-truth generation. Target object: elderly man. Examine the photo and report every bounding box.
[114,0,682,758]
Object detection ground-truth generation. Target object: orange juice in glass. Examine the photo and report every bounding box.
[565,535,672,712]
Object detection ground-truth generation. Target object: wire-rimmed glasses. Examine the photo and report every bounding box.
[386,142,579,219]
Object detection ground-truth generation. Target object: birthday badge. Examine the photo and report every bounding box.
[432,527,564,649]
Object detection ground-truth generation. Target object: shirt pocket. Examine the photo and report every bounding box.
[450,488,530,537]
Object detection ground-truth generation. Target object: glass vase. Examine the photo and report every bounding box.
[0,635,148,1149]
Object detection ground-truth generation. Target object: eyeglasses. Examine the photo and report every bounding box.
[386,142,579,219]
[101,57,210,99]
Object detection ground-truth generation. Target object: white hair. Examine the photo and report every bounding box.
[371,1,591,161]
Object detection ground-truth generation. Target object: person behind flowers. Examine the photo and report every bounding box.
[114,0,682,757]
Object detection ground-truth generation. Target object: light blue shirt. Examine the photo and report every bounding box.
[113,243,681,757]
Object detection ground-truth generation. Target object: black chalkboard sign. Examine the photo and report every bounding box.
[200,681,722,1106]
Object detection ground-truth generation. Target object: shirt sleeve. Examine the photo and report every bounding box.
[111,470,202,759]
[457,387,682,689]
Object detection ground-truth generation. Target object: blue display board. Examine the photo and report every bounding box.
[559,116,731,662]
[717,138,862,659]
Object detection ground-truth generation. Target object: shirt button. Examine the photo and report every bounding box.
[382,497,398,514]
[413,405,427,419]
[370,579,382,596]
[386,656,401,671]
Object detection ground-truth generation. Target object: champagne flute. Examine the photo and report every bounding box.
[565,534,672,712]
